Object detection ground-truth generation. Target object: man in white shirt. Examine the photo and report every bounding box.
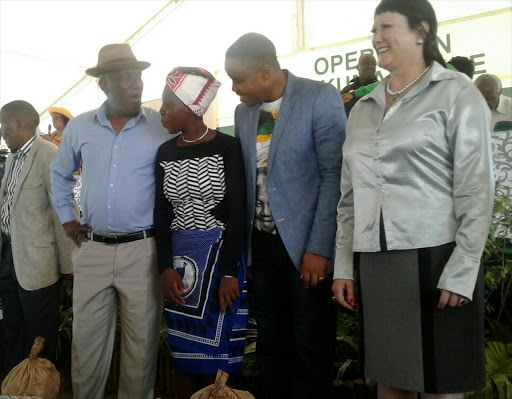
[475,74,512,131]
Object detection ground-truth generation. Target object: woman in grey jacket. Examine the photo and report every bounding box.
[332,1,493,398]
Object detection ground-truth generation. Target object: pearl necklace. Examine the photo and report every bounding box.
[386,66,430,101]
[181,126,209,143]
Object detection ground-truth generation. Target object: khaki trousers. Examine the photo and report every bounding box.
[71,237,161,399]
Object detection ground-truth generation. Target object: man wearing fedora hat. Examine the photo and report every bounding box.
[50,43,173,399]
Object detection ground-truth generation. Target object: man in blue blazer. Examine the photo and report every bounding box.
[225,33,346,399]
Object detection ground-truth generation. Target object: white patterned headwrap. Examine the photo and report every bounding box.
[165,66,221,117]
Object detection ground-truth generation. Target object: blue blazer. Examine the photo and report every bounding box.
[234,71,346,273]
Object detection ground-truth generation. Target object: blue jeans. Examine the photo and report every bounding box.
[251,228,338,399]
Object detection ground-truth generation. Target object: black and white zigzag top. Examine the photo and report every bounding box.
[160,154,226,231]
[154,132,246,276]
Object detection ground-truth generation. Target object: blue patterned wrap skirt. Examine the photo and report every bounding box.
[164,228,248,375]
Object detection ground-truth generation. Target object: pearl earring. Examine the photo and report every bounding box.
[417,39,424,45]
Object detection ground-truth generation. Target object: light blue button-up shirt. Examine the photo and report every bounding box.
[50,101,172,234]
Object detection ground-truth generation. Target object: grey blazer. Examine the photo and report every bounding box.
[235,71,346,273]
[0,136,76,291]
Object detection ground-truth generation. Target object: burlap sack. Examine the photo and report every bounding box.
[1,337,60,399]
[191,370,255,399]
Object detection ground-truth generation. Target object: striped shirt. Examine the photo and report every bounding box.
[1,135,36,236]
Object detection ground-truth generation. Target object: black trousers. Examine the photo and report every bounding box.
[0,238,60,379]
[251,228,338,399]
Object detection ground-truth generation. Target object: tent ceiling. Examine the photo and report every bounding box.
[1,0,511,124]
[0,0,170,113]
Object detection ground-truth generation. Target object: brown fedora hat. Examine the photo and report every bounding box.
[85,43,150,77]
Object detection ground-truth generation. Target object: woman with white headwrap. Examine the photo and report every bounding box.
[154,67,248,398]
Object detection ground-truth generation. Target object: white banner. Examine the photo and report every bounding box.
[217,9,511,127]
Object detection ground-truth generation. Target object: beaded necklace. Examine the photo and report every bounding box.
[386,66,430,102]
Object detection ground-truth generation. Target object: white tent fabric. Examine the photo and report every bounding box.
[0,1,170,116]
[1,0,511,135]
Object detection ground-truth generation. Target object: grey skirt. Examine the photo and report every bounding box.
[357,242,485,394]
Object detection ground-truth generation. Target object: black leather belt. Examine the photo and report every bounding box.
[86,229,154,245]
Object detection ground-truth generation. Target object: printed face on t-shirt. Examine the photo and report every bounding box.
[254,169,276,233]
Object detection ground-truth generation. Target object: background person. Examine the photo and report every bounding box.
[50,43,170,399]
[340,54,378,116]
[44,107,83,208]
[475,74,512,242]
[0,100,76,378]
[43,106,73,147]
[332,1,493,398]
[225,32,346,399]
[155,66,247,399]
[446,56,475,79]
[475,73,512,131]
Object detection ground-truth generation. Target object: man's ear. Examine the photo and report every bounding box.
[99,77,109,94]
[260,64,273,83]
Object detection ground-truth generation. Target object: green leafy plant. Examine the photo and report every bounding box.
[56,279,74,368]
[468,183,512,398]
[334,310,360,381]
[242,316,258,373]
[56,306,73,366]
[466,341,512,399]
[159,312,170,354]
[483,184,512,342]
